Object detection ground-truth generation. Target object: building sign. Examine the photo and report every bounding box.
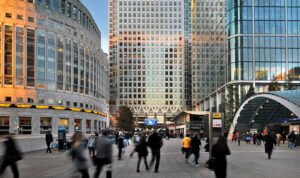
[213,113,222,118]
[213,119,222,128]
[144,119,157,126]
[276,118,300,122]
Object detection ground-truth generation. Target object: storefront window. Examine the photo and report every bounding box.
[19,117,32,134]
[16,27,24,85]
[0,117,9,134]
[86,120,91,134]
[74,119,82,133]
[59,118,69,133]
[40,118,52,134]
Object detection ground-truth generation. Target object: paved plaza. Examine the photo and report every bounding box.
[1,138,299,178]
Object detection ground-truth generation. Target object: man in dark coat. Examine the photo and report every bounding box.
[45,131,53,153]
[264,132,277,159]
[0,135,22,178]
[147,131,163,173]
[190,133,201,166]
[118,134,125,160]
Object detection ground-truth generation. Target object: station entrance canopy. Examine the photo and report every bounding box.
[231,91,300,132]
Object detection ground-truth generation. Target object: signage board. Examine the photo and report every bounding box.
[213,113,222,118]
[144,119,157,126]
[212,119,222,128]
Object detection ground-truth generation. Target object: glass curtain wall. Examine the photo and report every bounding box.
[37,30,46,88]
[27,29,35,86]
[16,27,24,85]
[0,26,1,86]
[4,26,13,85]
[73,42,79,92]
[57,35,64,90]
[65,39,71,91]
[79,45,84,93]
[85,48,89,95]
[47,33,55,89]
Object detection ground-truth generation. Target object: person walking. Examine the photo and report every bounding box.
[0,135,22,178]
[281,131,287,144]
[288,131,296,149]
[231,132,235,143]
[252,133,257,145]
[45,131,53,153]
[70,133,89,178]
[118,133,125,160]
[181,134,192,162]
[190,133,201,166]
[130,133,140,157]
[264,132,277,159]
[135,134,149,172]
[88,135,96,157]
[245,132,251,144]
[236,132,242,146]
[256,132,263,146]
[212,136,231,178]
[147,130,163,173]
[94,130,112,178]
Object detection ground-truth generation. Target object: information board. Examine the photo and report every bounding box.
[212,119,222,128]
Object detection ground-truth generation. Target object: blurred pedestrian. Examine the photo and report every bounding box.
[236,132,242,146]
[256,132,263,146]
[118,133,125,160]
[288,131,296,149]
[148,130,163,173]
[212,136,231,178]
[45,131,53,153]
[88,135,96,157]
[264,132,277,159]
[135,133,149,172]
[253,133,257,145]
[70,133,89,178]
[181,134,191,162]
[115,132,119,144]
[190,133,201,166]
[281,131,287,144]
[0,135,22,178]
[130,133,140,157]
[94,130,112,178]
[231,132,235,143]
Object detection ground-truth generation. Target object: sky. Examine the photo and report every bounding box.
[81,0,109,53]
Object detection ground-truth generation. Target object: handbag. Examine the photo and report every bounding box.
[205,158,215,170]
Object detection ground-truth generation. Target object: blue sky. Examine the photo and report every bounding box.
[81,0,109,53]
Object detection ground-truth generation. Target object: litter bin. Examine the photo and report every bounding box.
[58,125,66,151]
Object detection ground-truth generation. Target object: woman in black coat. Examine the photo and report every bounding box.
[264,132,277,159]
[136,134,149,172]
[212,136,231,178]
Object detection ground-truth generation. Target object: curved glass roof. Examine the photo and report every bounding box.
[234,90,300,131]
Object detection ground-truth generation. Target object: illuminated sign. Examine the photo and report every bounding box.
[213,119,222,128]
[213,113,222,118]
[84,109,92,113]
[0,104,11,107]
[144,119,157,126]
[16,104,32,108]
[36,105,49,109]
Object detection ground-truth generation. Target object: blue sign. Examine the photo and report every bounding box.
[275,118,300,122]
[144,119,157,125]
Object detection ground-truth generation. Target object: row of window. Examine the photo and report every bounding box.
[119,100,182,106]
[4,12,34,22]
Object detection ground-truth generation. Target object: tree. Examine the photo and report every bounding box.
[268,76,281,91]
[117,106,134,131]
[284,75,295,90]
[224,85,240,131]
[245,84,255,99]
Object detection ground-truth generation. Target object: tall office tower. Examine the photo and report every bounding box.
[199,0,300,131]
[190,0,227,110]
[109,0,185,127]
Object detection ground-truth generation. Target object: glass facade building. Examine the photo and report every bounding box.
[0,0,109,135]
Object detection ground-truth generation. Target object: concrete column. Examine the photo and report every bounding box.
[82,118,86,134]
[209,97,213,113]
[216,92,222,113]
[52,116,59,135]
[91,119,95,133]
[69,117,75,135]
[10,112,18,134]
[31,114,40,135]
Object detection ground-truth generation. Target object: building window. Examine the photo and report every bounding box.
[47,33,55,89]
[5,13,12,18]
[16,97,23,102]
[57,100,62,105]
[16,27,24,85]
[19,117,32,134]
[67,2,72,17]
[17,15,23,20]
[37,30,46,88]
[73,42,79,92]
[74,102,78,107]
[5,97,11,102]
[61,0,66,14]
[40,118,52,134]
[73,6,77,20]
[78,10,81,23]
[38,98,44,104]
[86,120,91,134]
[37,0,42,5]
[45,0,50,8]
[48,99,54,104]
[27,98,34,103]
[4,26,13,85]
[53,0,59,11]
[66,101,70,106]
[65,39,71,91]
[86,104,88,108]
[27,29,35,86]
[27,0,33,3]
[56,35,63,90]
[0,117,10,134]
[28,17,34,22]
[80,103,83,107]
[74,119,81,132]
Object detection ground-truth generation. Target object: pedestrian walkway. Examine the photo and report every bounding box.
[1,138,299,178]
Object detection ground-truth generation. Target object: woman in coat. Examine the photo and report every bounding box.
[212,136,231,178]
[135,133,149,172]
[70,133,90,178]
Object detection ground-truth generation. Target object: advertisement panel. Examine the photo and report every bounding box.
[144,119,157,126]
